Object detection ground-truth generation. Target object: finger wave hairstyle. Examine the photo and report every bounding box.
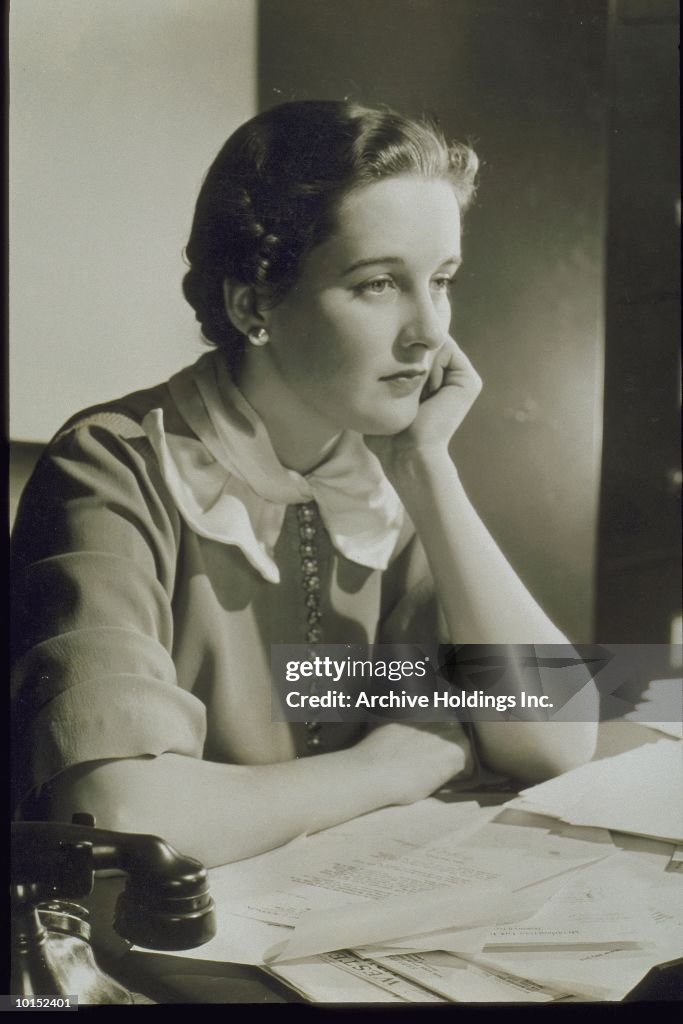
[182,100,479,373]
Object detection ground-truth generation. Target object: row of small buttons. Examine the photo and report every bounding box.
[296,502,322,750]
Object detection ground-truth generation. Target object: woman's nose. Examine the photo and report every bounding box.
[400,291,448,351]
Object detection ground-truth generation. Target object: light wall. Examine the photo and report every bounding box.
[10,0,257,441]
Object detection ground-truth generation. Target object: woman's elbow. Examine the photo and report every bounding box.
[520,681,601,781]
[40,758,155,834]
[476,719,598,785]
[522,721,598,783]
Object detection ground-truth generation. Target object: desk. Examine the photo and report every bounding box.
[85,721,682,1003]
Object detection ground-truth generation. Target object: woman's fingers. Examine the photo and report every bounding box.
[366,336,482,463]
[412,336,482,441]
[423,346,447,400]
[440,336,482,391]
[355,721,472,804]
[422,336,481,401]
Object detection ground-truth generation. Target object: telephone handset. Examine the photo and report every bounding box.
[11,814,216,1002]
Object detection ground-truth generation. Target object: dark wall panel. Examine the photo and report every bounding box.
[259,0,609,641]
[595,0,681,645]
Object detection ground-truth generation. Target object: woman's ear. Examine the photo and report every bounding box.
[222,279,269,337]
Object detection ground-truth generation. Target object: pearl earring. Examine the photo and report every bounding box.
[247,327,269,346]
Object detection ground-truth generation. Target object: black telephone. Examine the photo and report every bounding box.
[11,814,216,1003]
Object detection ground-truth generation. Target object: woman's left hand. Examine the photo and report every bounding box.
[366,336,482,467]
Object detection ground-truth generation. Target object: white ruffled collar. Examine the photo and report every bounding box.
[141,352,404,583]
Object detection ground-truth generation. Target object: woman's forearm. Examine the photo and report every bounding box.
[387,448,567,645]
[385,448,598,778]
[43,721,471,867]
[44,750,389,868]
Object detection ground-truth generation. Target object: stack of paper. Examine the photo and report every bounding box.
[265,950,446,1002]
[507,739,683,843]
[625,678,683,738]
[137,741,683,1002]
[453,859,683,1000]
[166,800,492,967]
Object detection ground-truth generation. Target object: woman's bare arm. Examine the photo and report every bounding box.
[367,338,599,780]
[42,721,472,867]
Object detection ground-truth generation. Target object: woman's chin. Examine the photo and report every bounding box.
[358,411,417,438]
[335,395,420,438]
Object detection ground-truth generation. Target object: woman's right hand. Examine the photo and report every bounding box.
[351,721,473,806]
[365,336,482,476]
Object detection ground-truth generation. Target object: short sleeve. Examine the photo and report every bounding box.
[10,413,208,812]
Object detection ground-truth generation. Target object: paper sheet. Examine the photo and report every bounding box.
[349,824,616,958]
[460,857,683,1000]
[158,802,612,967]
[264,953,414,1002]
[509,739,683,843]
[329,832,679,1006]
[266,883,510,962]
[372,950,564,1002]
[625,678,683,737]
[464,943,683,1002]
[351,866,613,958]
[479,853,660,950]
[139,800,487,966]
[259,815,610,961]
[266,946,444,1003]
[229,805,497,928]
[269,816,607,924]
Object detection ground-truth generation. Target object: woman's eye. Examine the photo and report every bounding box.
[360,277,396,295]
[431,275,454,293]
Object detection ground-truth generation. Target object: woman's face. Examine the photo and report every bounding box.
[257,173,462,437]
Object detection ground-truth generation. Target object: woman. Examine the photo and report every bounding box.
[11,101,598,868]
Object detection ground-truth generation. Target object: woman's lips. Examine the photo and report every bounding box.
[380,369,427,394]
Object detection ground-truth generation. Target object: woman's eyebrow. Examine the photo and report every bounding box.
[341,254,462,276]
[341,256,404,276]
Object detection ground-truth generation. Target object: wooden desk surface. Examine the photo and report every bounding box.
[85,721,680,1003]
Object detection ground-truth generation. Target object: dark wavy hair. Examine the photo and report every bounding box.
[183,100,479,372]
